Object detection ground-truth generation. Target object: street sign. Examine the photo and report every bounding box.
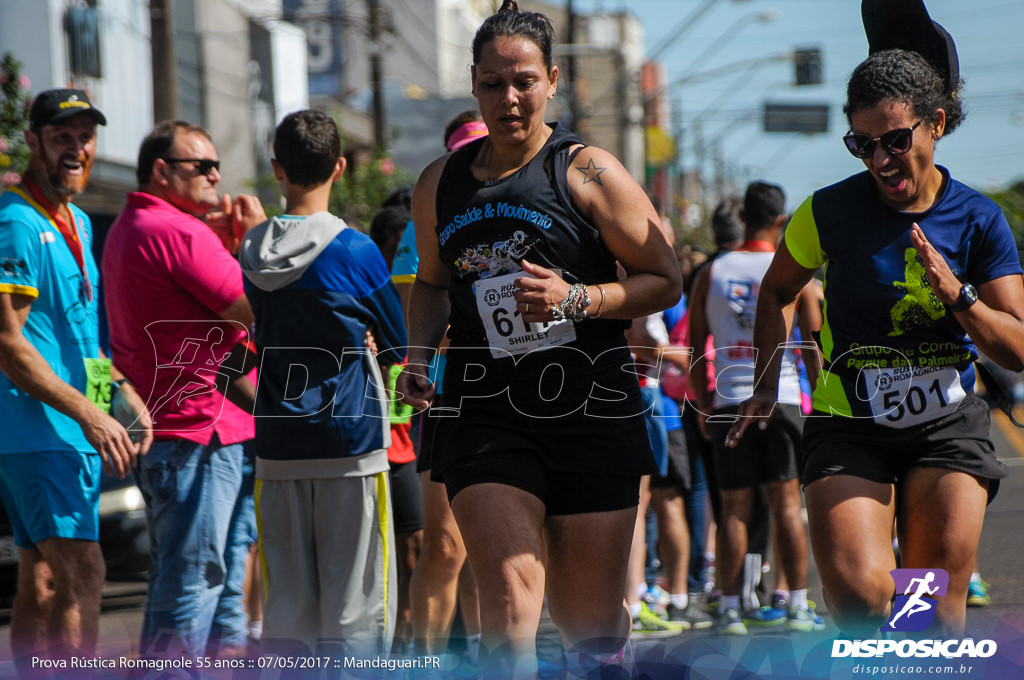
[763,102,830,134]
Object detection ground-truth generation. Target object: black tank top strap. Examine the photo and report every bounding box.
[435,136,486,220]
[542,127,599,243]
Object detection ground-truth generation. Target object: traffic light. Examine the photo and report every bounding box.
[794,47,822,86]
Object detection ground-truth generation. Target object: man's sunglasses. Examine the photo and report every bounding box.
[842,120,922,159]
[163,157,221,176]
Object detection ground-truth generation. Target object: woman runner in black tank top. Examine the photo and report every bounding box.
[397,2,682,674]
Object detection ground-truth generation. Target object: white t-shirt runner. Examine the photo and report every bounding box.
[705,247,804,410]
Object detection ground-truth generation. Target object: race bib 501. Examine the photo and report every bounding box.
[863,365,966,428]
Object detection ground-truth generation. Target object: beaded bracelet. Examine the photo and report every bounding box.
[550,283,592,322]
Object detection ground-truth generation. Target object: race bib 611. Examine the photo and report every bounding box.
[474,271,577,358]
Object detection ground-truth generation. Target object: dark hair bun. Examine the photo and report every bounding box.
[472,1,556,72]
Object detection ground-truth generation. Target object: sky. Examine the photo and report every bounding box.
[561,0,1024,212]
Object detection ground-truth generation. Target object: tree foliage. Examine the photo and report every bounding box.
[0,52,32,188]
[329,149,413,230]
[985,179,1024,264]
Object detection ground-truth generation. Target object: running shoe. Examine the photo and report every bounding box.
[786,606,817,633]
[967,580,991,607]
[632,603,685,638]
[715,608,748,636]
[645,584,671,608]
[706,591,721,615]
[808,604,827,632]
[745,592,787,626]
[807,596,828,627]
[643,584,671,619]
[701,553,716,593]
[646,600,670,620]
[744,605,787,627]
[667,602,714,629]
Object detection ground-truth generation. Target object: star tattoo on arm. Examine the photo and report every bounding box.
[575,158,608,185]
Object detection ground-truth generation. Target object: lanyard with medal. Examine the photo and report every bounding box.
[14,177,93,301]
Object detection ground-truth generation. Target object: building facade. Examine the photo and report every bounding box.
[0,0,309,215]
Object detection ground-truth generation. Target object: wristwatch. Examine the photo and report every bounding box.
[947,283,978,313]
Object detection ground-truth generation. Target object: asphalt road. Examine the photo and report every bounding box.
[0,408,1021,679]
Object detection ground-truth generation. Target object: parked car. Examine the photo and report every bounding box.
[97,473,150,580]
[0,472,150,607]
[0,512,16,609]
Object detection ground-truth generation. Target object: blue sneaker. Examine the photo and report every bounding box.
[967,580,991,607]
[744,605,786,627]
[645,584,671,608]
[808,605,827,632]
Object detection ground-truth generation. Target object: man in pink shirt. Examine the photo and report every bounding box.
[102,120,264,659]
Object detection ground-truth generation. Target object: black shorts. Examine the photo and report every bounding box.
[442,449,642,516]
[389,460,423,534]
[435,344,657,479]
[801,391,1007,501]
[414,409,437,474]
[415,404,461,474]
[707,403,802,490]
[650,428,692,491]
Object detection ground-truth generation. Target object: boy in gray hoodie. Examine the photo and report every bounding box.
[238,109,406,654]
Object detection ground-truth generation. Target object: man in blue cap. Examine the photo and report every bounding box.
[0,88,151,670]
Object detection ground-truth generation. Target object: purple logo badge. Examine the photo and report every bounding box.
[883,568,949,632]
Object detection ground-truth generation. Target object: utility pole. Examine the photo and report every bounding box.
[693,119,705,203]
[712,136,725,204]
[150,0,179,122]
[673,93,684,220]
[368,0,385,149]
[566,0,579,131]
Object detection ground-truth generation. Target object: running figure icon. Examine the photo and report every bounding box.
[888,571,940,627]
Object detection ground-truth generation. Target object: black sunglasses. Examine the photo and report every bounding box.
[163,157,221,176]
[842,120,923,159]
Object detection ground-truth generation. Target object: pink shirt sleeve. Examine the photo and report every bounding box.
[165,222,246,317]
